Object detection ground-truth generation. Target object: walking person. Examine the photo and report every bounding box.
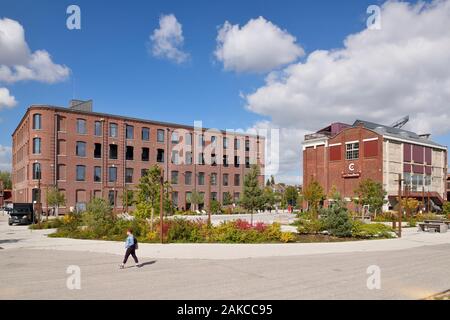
[119,229,140,269]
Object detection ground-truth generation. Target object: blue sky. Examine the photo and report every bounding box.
[1,0,449,183]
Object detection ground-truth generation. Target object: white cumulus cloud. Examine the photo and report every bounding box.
[215,16,304,73]
[0,87,17,109]
[0,18,70,84]
[150,14,189,64]
[0,145,12,171]
[244,0,450,185]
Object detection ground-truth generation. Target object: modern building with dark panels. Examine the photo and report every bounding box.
[12,100,265,213]
[303,118,448,211]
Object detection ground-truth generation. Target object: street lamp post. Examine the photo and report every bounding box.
[207,173,211,226]
[160,170,164,244]
[396,173,403,238]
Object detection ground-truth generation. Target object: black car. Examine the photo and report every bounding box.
[8,203,35,226]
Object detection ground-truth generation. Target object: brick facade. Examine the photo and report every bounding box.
[12,104,265,213]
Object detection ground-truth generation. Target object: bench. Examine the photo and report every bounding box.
[424,220,450,226]
[418,222,448,233]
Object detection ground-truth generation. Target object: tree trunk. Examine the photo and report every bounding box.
[150,207,154,232]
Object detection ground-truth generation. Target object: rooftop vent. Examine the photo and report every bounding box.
[69,99,93,112]
[419,133,431,140]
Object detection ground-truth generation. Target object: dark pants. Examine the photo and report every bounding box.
[123,246,138,264]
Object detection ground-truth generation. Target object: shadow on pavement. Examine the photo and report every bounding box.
[0,239,22,244]
[139,260,157,268]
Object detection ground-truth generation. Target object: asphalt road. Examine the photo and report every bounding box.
[1,244,450,300]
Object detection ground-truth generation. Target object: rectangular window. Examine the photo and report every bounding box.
[171,150,179,164]
[198,134,205,147]
[211,154,217,166]
[185,171,192,185]
[234,156,240,168]
[223,174,229,186]
[109,144,118,160]
[94,121,102,136]
[185,133,192,145]
[172,191,179,207]
[141,147,149,161]
[141,169,148,177]
[346,142,359,160]
[234,138,240,151]
[94,143,102,159]
[233,192,240,202]
[126,125,134,139]
[76,165,86,181]
[185,151,192,165]
[211,136,217,145]
[245,139,250,152]
[109,123,118,138]
[33,138,41,154]
[198,172,205,185]
[142,127,150,141]
[198,153,205,165]
[33,114,42,130]
[223,137,228,149]
[211,192,218,201]
[77,119,86,134]
[125,168,133,183]
[171,132,179,144]
[108,167,117,182]
[211,173,217,185]
[171,171,179,184]
[223,155,229,167]
[245,157,250,168]
[94,166,102,182]
[157,129,165,142]
[126,146,134,161]
[234,174,240,186]
[32,163,41,180]
[108,190,116,206]
[76,141,86,157]
[157,149,165,163]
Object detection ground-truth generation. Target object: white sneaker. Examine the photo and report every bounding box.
[135,263,140,268]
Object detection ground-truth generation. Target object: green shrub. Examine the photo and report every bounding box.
[414,213,440,222]
[280,232,296,243]
[296,219,324,234]
[321,202,353,237]
[210,200,223,214]
[352,221,395,239]
[29,218,64,229]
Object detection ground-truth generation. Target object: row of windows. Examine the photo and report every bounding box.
[70,142,252,166]
[73,190,241,208]
[31,162,242,186]
[32,113,253,150]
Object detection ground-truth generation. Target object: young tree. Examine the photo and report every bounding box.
[222,192,233,206]
[270,175,275,186]
[443,202,450,219]
[135,165,164,230]
[284,186,299,207]
[0,171,12,189]
[190,191,204,212]
[46,186,66,219]
[263,187,276,212]
[121,189,136,211]
[303,179,325,219]
[400,197,421,218]
[353,179,387,215]
[240,165,263,225]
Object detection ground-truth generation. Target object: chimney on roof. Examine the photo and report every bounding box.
[69,99,93,112]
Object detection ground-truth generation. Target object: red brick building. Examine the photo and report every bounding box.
[12,100,265,213]
[303,119,448,211]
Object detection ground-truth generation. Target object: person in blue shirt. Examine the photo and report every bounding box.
[119,229,140,269]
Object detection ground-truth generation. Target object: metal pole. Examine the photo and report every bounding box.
[397,173,402,238]
[207,173,211,226]
[160,170,164,244]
